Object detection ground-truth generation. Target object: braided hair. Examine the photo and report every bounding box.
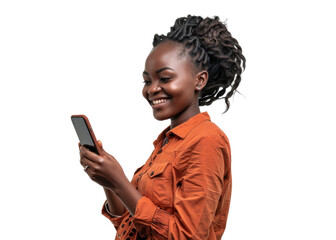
[153,15,246,112]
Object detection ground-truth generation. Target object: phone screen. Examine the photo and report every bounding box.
[71,116,99,154]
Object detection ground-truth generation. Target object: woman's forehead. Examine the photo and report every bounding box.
[145,42,191,70]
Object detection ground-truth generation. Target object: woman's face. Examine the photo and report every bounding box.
[142,41,201,125]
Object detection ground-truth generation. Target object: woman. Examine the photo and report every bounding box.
[80,15,245,239]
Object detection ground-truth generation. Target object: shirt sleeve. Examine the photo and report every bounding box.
[132,135,228,239]
[101,201,128,229]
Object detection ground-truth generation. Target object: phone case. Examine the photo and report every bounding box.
[71,114,102,156]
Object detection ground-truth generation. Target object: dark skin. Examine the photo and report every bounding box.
[79,40,208,216]
[143,41,208,128]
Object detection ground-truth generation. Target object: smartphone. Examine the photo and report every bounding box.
[71,115,102,155]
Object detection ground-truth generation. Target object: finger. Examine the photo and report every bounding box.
[83,165,89,172]
[80,145,101,163]
[79,151,90,166]
[80,154,95,171]
[97,140,102,148]
[80,153,100,178]
[82,162,93,175]
[78,146,99,175]
[97,140,107,155]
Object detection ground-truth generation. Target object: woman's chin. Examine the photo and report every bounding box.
[152,111,170,121]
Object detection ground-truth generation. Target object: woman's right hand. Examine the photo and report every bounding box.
[79,140,128,191]
[78,141,142,215]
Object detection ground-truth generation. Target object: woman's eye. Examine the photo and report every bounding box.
[143,80,151,85]
[160,77,171,82]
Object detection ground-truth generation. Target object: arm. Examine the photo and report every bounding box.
[103,188,125,217]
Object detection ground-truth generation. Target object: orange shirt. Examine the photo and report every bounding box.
[102,112,232,239]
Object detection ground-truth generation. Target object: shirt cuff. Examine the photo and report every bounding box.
[133,196,157,225]
[101,201,128,228]
[133,196,170,237]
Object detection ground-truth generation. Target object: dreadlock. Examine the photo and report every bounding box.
[153,15,246,112]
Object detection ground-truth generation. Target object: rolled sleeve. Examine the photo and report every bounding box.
[101,201,128,229]
[133,196,170,238]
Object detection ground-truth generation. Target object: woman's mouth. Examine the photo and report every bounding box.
[152,98,167,105]
[150,98,170,108]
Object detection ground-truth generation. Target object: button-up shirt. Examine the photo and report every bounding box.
[102,112,232,239]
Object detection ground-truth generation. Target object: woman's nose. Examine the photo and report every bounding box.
[147,82,162,95]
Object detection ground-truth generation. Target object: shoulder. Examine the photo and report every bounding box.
[176,120,231,166]
[174,120,231,177]
[186,120,230,151]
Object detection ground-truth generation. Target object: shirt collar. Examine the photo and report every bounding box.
[153,112,211,146]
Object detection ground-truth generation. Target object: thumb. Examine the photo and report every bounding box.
[97,140,103,148]
[97,140,107,154]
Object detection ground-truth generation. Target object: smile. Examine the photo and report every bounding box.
[151,98,168,106]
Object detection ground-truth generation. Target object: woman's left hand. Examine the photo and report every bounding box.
[79,141,128,191]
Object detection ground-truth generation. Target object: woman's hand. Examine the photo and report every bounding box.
[79,141,142,215]
[79,141,128,191]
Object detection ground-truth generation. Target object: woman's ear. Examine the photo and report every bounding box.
[195,70,209,91]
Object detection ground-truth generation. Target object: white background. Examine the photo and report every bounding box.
[1,0,335,239]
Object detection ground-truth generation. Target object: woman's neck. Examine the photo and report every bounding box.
[170,106,200,129]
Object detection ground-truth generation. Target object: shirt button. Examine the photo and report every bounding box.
[150,171,154,176]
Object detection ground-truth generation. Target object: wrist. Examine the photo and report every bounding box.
[112,177,131,196]
[112,179,142,215]
[108,174,129,193]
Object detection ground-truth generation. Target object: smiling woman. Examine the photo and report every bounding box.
[142,41,206,126]
[79,15,245,240]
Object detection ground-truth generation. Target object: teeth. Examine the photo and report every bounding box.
[152,99,167,105]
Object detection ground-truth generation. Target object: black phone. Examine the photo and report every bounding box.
[71,115,102,155]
